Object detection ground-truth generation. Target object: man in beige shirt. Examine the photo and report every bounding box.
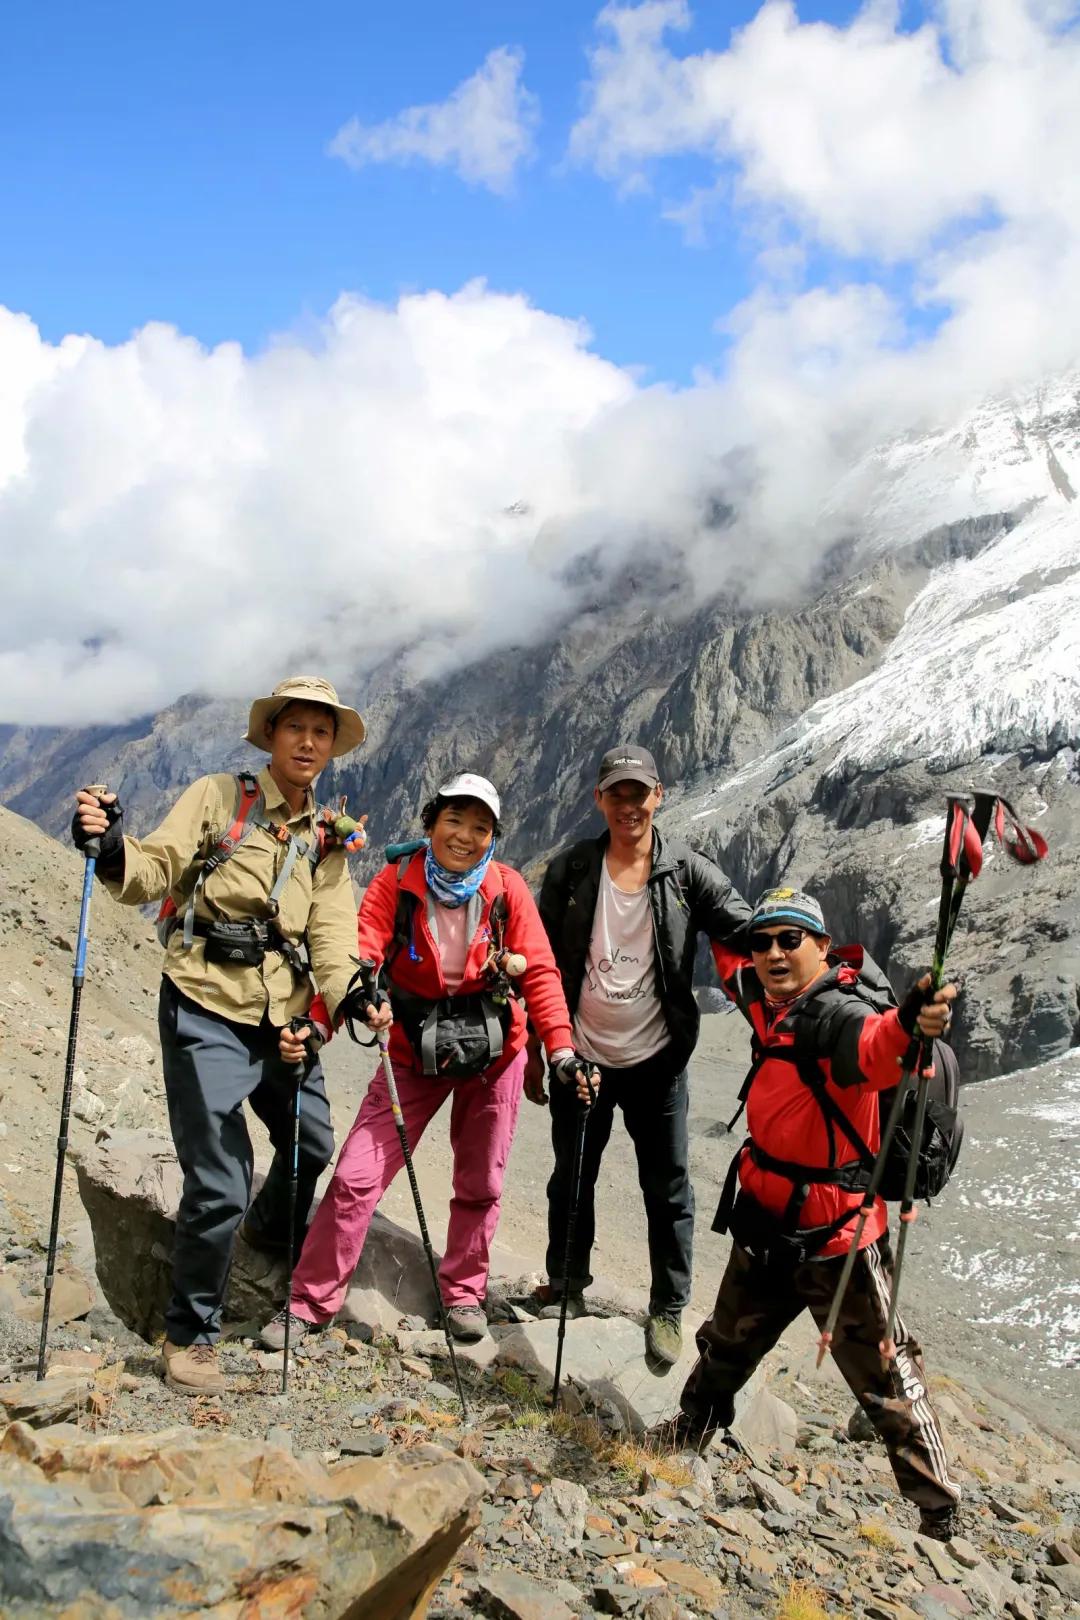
[73,675,364,1394]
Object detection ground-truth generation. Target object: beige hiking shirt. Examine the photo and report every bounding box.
[103,768,357,1027]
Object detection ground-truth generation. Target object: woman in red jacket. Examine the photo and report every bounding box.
[261,772,586,1345]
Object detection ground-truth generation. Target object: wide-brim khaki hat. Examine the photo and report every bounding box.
[245,675,366,758]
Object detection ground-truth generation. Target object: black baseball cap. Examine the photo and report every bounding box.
[596,744,660,794]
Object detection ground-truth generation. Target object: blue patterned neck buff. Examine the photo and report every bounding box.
[423,839,496,908]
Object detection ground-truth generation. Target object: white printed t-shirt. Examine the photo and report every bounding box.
[573,860,671,1068]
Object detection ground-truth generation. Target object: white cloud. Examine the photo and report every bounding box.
[571,1,1080,260]
[328,45,539,194]
[0,290,636,725]
[4,4,1080,728]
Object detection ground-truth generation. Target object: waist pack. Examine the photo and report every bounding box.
[723,1187,848,1271]
[390,986,509,1079]
[199,919,273,968]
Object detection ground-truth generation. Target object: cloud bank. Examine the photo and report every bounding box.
[2,1,1079,727]
[329,45,539,193]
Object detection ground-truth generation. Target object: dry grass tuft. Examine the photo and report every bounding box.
[549,1410,695,1487]
[774,1578,831,1620]
[858,1522,899,1552]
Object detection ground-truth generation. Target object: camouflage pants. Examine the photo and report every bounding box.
[681,1235,961,1513]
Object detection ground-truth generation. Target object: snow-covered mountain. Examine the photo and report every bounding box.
[2,375,1078,1078]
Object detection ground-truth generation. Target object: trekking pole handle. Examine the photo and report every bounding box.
[80,783,112,861]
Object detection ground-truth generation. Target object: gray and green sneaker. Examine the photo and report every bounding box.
[645,1311,683,1365]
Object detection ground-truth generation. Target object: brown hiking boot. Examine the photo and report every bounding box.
[162,1339,226,1395]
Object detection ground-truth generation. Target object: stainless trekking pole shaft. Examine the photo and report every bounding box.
[552,1074,596,1412]
[37,820,101,1379]
[281,1022,307,1397]
[376,1033,468,1420]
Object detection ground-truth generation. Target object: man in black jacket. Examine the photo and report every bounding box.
[526,745,751,1364]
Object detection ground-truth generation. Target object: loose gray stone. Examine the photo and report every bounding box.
[340,1432,388,1457]
[746,1469,808,1520]
[732,1387,799,1454]
[478,1568,575,1620]
[529,1477,589,1550]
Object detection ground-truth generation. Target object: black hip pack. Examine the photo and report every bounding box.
[722,1183,852,1271]
[199,918,273,967]
[390,985,510,1079]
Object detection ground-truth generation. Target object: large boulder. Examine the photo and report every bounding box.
[74,1127,523,1340]
[73,1129,439,1339]
[0,1420,483,1619]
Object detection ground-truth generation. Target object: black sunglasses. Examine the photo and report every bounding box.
[748,927,807,954]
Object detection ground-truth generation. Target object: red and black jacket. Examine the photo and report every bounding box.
[710,941,912,1258]
[355,851,574,1080]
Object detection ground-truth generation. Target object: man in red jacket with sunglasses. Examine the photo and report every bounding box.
[661,886,963,1542]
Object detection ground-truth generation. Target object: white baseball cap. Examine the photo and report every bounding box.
[437,772,501,820]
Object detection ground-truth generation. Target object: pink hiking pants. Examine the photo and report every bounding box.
[288,1049,525,1322]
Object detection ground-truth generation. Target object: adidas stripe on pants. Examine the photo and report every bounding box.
[681,1233,961,1514]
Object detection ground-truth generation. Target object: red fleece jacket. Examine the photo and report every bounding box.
[711,942,911,1256]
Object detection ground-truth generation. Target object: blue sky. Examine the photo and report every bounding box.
[0,0,927,382]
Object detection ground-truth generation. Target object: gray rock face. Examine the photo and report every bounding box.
[493,1314,761,1436]
[3,503,1077,1081]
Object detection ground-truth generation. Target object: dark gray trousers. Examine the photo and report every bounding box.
[545,1052,694,1315]
[158,977,335,1345]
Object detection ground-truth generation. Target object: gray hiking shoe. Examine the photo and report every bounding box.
[536,1284,587,1321]
[258,1307,319,1352]
[645,1311,683,1365]
[445,1305,488,1342]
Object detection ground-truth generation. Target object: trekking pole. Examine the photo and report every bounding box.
[375,1032,469,1421]
[880,791,1046,1363]
[815,794,982,1369]
[281,1018,308,1397]
[37,787,107,1380]
[552,1070,597,1413]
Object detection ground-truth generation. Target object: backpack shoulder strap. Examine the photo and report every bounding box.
[180,773,263,948]
[389,852,422,967]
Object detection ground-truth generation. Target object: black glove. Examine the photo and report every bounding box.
[71,793,124,867]
[550,1053,599,1099]
[898,977,935,1036]
[287,1015,322,1060]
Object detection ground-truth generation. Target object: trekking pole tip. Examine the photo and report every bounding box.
[815,1331,832,1367]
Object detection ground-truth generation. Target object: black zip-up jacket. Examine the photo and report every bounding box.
[538,827,752,1074]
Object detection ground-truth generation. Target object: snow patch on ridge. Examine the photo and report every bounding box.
[689,499,1080,819]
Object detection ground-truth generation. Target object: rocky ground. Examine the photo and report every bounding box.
[1,1232,1079,1620]
[2,806,1079,1617]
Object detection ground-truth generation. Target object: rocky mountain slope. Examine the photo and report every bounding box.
[3,381,1078,1081]
[1,772,1078,1619]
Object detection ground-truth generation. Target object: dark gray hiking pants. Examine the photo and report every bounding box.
[545,1053,693,1315]
[158,977,335,1345]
